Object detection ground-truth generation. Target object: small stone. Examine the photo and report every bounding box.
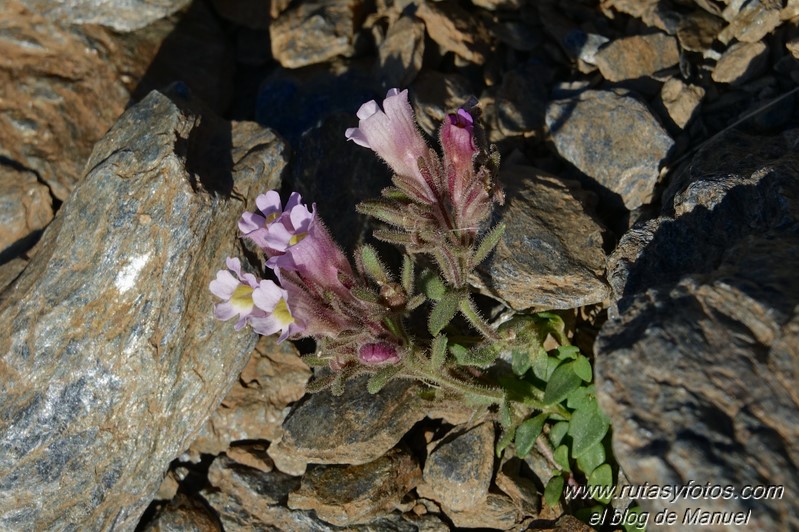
[143,493,221,532]
[416,423,494,512]
[594,33,680,82]
[494,64,548,137]
[0,164,53,258]
[378,15,425,89]
[18,0,191,32]
[495,459,539,516]
[719,0,782,43]
[546,89,674,210]
[711,41,769,85]
[270,0,363,68]
[445,492,524,530]
[0,90,287,530]
[660,78,705,129]
[226,443,274,473]
[416,1,490,64]
[472,165,609,311]
[271,376,427,465]
[560,30,610,66]
[154,471,181,501]
[409,70,475,136]
[676,10,725,53]
[287,447,422,526]
[189,335,310,455]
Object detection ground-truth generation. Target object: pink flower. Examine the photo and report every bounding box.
[345,88,436,202]
[251,279,304,342]
[440,109,478,200]
[358,342,401,365]
[239,191,301,253]
[208,257,264,330]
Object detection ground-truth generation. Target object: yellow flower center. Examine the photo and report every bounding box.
[231,284,254,312]
[265,212,280,223]
[273,297,294,325]
[289,232,308,246]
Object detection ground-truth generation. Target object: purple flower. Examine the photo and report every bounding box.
[251,279,304,342]
[440,109,478,198]
[239,191,301,253]
[358,342,401,365]
[345,88,435,202]
[208,257,263,330]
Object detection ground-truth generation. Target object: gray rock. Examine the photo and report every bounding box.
[189,335,311,456]
[596,129,799,531]
[288,447,422,526]
[18,0,190,32]
[675,10,725,53]
[0,164,53,259]
[711,41,769,85]
[416,1,490,64]
[378,15,426,89]
[494,64,548,137]
[0,90,287,530]
[594,33,680,82]
[270,376,427,466]
[546,89,674,210]
[416,422,494,512]
[472,165,609,311]
[660,78,705,129]
[270,0,363,69]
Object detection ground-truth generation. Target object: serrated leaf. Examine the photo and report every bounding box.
[576,441,606,476]
[555,345,580,360]
[568,399,610,458]
[511,348,532,376]
[514,413,547,458]
[543,362,582,405]
[496,427,515,457]
[428,291,462,336]
[554,444,570,471]
[420,270,446,301]
[367,364,403,394]
[544,475,565,507]
[574,354,592,382]
[430,334,447,370]
[401,254,414,293]
[549,421,569,447]
[588,464,614,503]
[359,244,390,284]
[472,222,506,265]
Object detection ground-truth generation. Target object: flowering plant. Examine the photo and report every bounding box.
[211,88,613,511]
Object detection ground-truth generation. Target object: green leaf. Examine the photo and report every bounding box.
[451,344,499,368]
[420,270,446,301]
[511,348,532,376]
[472,223,506,265]
[576,441,606,476]
[367,364,403,394]
[622,506,648,531]
[554,444,570,471]
[356,199,410,228]
[428,291,462,336]
[301,355,333,368]
[430,334,448,370]
[532,347,550,380]
[574,354,592,382]
[514,413,547,458]
[588,464,614,503]
[555,345,580,360]
[549,421,569,447]
[499,399,512,428]
[401,254,414,293]
[544,475,565,507]
[496,426,515,457]
[406,293,426,310]
[543,362,582,405]
[565,386,591,411]
[568,399,610,458]
[359,244,390,284]
[537,312,569,345]
[305,373,336,393]
[350,286,380,304]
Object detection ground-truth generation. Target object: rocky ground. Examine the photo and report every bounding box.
[1,0,798,530]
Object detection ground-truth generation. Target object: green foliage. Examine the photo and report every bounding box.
[367,363,404,394]
[514,413,547,457]
[543,362,582,405]
[428,291,462,336]
[544,475,565,507]
[472,223,506,265]
[359,244,390,284]
[430,334,448,370]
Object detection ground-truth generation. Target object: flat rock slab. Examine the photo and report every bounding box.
[21,0,191,32]
[270,376,427,466]
[473,165,609,311]
[0,90,287,530]
[0,164,53,258]
[596,129,799,530]
[546,89,674,211]
[288,447,421,526]
[594,33,680,82]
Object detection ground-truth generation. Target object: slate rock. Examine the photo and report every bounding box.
[288,447,422,526]
[711,41,769,85]
[143,493,221,532]
[0,1,131,201]
[189,335,311,456]
[0,90,287,530]
[594,33,680,82]
[18,0,190,32]
[660,78,705,129]
[473,165,609,311]
[270,0,364,68]
[546,89,674,210]
[378,15,426,89]
[416,422,494,512]
[270,376,427,466]
[416,1,490,64]
[0,164,53,259]
[596,129,799,531]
